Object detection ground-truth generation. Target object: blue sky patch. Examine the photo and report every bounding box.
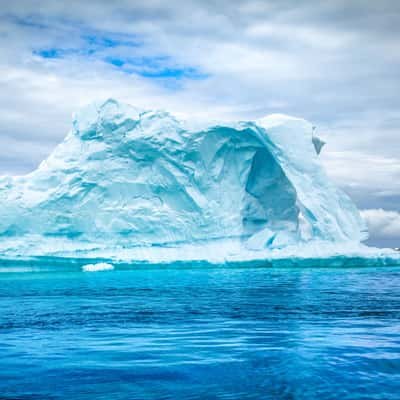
[35,43,208,84]
[138,66,208,80]
[24,15,208,86]
[82,34,140,49]
[34,48,65,59]
[103,55,208,81]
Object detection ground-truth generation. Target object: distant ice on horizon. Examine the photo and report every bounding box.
[82,263,114,272]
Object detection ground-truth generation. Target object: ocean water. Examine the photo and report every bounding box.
[1,266,400,399]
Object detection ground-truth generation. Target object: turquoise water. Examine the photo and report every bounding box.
[1,266,400,399]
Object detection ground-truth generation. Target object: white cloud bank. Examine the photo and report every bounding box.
[361,209,400,247]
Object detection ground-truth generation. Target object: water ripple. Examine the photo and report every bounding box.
[0,266,400,399]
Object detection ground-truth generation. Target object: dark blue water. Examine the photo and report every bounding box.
[1,266,400,399]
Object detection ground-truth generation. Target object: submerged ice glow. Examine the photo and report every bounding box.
[0,99,398,265]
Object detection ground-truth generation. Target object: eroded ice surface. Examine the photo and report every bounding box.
[0,99,398,266]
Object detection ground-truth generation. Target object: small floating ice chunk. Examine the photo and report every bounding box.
[82,262,114,272]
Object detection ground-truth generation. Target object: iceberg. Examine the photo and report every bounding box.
[0,99,398,268]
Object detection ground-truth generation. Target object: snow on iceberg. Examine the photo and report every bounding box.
[0,99,398,267]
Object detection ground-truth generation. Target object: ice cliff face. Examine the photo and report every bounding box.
[0,99,369,261]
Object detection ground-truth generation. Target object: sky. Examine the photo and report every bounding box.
[0,0,399,247]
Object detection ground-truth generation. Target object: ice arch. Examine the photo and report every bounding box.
[242,147,299,242]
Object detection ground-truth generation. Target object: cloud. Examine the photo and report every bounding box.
[321,150,400,205]
[361,209,400,247]
[0,0,399,245]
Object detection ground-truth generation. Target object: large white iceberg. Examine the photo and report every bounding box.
[0,99,398,267]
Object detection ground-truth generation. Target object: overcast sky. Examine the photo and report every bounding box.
[1,0,399,247]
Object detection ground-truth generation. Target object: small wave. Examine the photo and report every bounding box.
[82,262,114,272]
